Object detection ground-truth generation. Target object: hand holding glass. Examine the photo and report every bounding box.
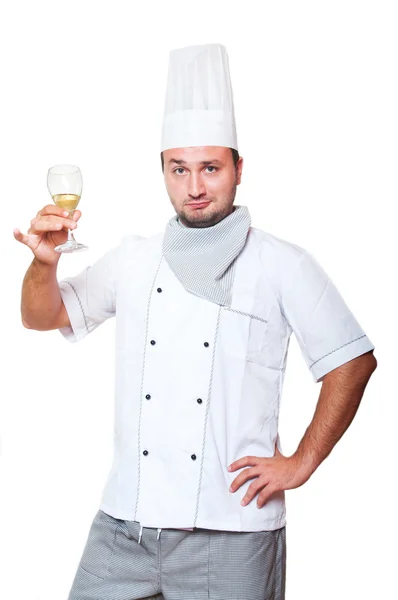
[47,164,88,253]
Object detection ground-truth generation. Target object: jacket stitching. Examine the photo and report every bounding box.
[193,305,221,527]
[223,306,268,324]
[134,255,164,522]
[309,334,366,369]
[64,280,89,335]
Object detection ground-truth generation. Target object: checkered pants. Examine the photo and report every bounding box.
[68,509,286,599]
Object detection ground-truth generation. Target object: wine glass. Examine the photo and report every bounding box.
[47,164,88,253]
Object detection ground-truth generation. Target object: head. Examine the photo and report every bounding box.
[161,146,243,228]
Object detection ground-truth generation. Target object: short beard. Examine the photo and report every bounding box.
[176,182,237,229]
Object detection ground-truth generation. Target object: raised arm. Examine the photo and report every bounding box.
[14,204,81,330]
[21,258,70,330]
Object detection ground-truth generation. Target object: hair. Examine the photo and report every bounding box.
[160,147,240,173]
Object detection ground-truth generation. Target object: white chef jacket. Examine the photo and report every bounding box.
[58,226,375,532]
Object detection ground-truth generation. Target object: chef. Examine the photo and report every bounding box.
[17,43,377,600]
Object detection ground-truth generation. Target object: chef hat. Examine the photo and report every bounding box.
[160,43,238,152]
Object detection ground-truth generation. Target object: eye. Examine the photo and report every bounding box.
[172,166,218,174]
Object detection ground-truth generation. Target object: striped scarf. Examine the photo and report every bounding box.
[162,204,251,306]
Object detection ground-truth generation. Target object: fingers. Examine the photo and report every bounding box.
[229,466,262,493]
[14,206,82,242]
[29,215,77,234]
[36,205,82,220]
[60,208,82,221]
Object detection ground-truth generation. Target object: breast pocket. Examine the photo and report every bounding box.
[246,315,269,364]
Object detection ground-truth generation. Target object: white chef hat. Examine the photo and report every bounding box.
[160,43,238,152]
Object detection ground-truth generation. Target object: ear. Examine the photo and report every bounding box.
[236,156,244,184]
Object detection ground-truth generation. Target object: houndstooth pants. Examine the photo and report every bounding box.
[67,509,286,600]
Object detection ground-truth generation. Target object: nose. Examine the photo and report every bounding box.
[188,171,206,199]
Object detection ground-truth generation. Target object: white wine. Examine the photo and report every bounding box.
[47,164,88,252]
[53,193,81,213]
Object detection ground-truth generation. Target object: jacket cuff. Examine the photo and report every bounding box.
[310,334,375,383]
[58,280,92,343]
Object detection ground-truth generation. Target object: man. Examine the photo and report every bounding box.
[15,43,377,600]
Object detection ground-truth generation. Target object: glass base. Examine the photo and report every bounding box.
[54,240,88,253]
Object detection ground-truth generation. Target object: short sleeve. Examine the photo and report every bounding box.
[279,250,375,383]
[57,242,123,343]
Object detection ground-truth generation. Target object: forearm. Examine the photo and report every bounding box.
[292,352,377,478]
[21,257,63,330]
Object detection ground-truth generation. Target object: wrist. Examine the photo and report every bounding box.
[32,256,59,270]
[290,449,319,480]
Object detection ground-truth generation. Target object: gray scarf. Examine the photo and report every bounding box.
[162,204,251,307]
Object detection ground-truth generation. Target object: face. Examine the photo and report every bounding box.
[162,146,243,228]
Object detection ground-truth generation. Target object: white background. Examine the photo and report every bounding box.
[0,1,396,598]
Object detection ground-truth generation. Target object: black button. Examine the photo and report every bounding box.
[146,394,151,400]
[150,340,156,345]
[191,454,197,460]
[143,450,149,456]
[157,287,162,293]
[204,342,209,347]
[197,398,203,404]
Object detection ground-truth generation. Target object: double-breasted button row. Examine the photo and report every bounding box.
[150,340,209,347]
[144,285,202,462]
[142,450,197,460]
[144,394,203,404]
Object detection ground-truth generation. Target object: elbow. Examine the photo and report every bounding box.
[358,351,378,383]
[368,351,378,372]
[322,350,377,385]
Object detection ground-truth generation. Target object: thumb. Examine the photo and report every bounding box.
[13,228,29,245]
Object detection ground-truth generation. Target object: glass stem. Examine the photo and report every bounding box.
[67,209,75,242]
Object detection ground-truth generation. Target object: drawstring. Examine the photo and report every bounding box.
[137,525,162,544]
